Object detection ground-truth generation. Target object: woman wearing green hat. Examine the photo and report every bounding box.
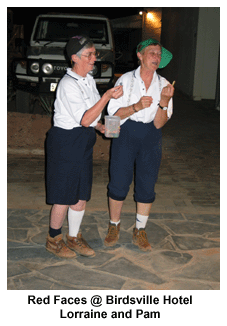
[104,38,175,251]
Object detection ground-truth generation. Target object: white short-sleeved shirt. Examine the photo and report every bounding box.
[107,66,173,125]
[53,68,101,129]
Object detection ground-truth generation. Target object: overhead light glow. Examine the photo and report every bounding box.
[147,12,154,20]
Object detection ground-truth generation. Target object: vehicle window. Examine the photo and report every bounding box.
[34,17,109,44]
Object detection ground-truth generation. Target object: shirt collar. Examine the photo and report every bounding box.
[66,68,92,82]
[134,66,158,83]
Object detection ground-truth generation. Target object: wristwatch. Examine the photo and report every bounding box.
[158,103,168,110]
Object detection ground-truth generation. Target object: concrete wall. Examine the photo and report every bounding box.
[161,7,199,97]
[142,8,162,41]
[161,7,220,101]
[193,7,220,100]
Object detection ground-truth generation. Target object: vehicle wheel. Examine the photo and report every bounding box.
[16,90,34,113]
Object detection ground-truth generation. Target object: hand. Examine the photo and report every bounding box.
[135,96,153,111]
[105,85,123,100]
[95,122,105,134]
[160,83,175,107]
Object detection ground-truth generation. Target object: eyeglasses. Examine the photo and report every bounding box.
[81,51,100,60]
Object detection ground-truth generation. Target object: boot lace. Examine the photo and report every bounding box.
[74,236,90,249]
[137,229,149,246]
[107,224,118,240]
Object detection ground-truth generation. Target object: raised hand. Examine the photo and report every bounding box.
[105,85,123,100]
[160,83,175,107]
[135,96,153,111]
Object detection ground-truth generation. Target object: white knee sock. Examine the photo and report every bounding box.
[136,213,148,229]
[68,208,85,237]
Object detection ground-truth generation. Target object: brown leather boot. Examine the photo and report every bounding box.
[46,234,76,258]
[104,222,120,247]
[132,228,152,251]
[66,232,95,257]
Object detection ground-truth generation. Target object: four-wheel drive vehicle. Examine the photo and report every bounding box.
[13,13,115,114]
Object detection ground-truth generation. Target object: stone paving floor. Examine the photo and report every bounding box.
[7,93,220,290]
[8,208,220,290]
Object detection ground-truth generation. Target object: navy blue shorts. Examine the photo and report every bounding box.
[108,119,162,203]
[45,126,96,205]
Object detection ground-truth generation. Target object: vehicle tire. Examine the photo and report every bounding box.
[16,90,34,113]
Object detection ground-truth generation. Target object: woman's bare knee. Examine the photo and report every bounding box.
[70,200,86,211]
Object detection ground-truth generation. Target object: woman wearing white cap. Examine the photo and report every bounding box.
[45,35,123,258]
[104,38,175,251]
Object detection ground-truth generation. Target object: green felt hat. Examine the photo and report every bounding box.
[136,38,173,69]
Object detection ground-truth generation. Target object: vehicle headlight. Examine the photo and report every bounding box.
[101,64,112,77]
[42,63,54,75]
[101,64,110,73]
[89,65,98,76]
[19,60,27,69]
[30,62,39,74]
